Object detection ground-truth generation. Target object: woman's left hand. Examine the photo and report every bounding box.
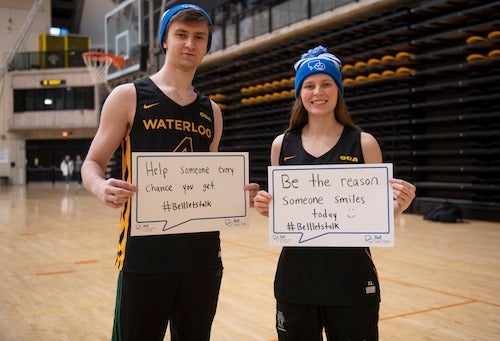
[390,178,416,218]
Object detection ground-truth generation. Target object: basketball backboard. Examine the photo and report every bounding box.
[105,0,141,80]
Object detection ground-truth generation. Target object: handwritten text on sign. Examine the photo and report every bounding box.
[131,152,249,236]
[269,163,394,247]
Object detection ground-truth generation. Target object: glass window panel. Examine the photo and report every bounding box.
[289,0,308,24]
[272,0,308,30]
[25,90,35,111]
[12,87,94,112]
[65,87,75,109]
[13,90,26,112]
[271,2,288,30]
[311,0,335,16]
[225,20,237,47]
[254,9,269,37]
[239,14,254,42]
[74,87,94,110]
[34,90,45,111]
[43,90,55,110]
[212,25,224,51]
[54,88,65,110]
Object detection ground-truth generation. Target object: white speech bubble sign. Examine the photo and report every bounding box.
[131,152,249,236]
[268,163,394,247]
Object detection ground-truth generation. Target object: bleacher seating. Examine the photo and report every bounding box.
[195,0,500,221]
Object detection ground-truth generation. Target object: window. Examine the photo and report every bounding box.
[13,87,95,112]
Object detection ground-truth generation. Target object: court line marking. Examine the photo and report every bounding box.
[381,276,500,307]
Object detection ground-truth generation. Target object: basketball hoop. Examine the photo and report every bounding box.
[82,51,125,85]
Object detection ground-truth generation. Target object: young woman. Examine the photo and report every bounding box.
[253,46,416,341]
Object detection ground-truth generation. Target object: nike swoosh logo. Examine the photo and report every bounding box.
[143,102,160,109]
[283,155,296,161]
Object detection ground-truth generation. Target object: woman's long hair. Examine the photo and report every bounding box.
[287,90,358,132]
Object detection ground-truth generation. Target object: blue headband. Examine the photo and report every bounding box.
[294,46,343,97]
[159,4,213,54]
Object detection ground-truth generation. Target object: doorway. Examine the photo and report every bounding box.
[26,139,92,183]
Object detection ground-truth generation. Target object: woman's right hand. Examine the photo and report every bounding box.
[253,190,273,217]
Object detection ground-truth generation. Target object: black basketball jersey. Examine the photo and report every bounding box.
[115,77,221,273]
[274,127,381,305]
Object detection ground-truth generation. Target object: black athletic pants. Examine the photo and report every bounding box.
[112,267,222,341]
[276,300,379,341]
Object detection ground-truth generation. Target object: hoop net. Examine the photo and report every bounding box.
[82,52,125,85]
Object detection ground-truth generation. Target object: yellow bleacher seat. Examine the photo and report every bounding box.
[395,51,415,59]
[466,35,487,44]
[368,72,381,79]
[396,67,414,75]
[354,61,367,69]
[487,31,500,40]
[381,55,395,63]
[342,64,355,72]
[488,49,500,58]
[466,54,487,63]
[381,70,396,77]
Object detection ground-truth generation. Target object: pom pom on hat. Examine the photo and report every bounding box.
[294,46,343,97]
[159,4,213,54]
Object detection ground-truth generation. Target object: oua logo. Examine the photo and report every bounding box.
[339,155,359,162]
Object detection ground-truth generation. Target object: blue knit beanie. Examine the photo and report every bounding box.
[294,46,343,97]
[159,4,213,54]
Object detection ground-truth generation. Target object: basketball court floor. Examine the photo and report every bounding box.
[1,182,499,340]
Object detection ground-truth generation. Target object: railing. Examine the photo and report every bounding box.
[10,50,88,71]
[210,0,357,52]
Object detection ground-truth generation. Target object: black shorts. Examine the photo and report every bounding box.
[112,267,223,341]
[276,300,379,341]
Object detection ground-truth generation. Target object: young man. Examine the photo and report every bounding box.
[82,4,224,340]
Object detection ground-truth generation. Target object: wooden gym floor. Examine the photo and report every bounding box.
[1,182,499,340]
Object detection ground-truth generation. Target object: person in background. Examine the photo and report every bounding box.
[253,45,416,341]
[60,155,74,189]
[74,154,83,187]
[81,4,257,340]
